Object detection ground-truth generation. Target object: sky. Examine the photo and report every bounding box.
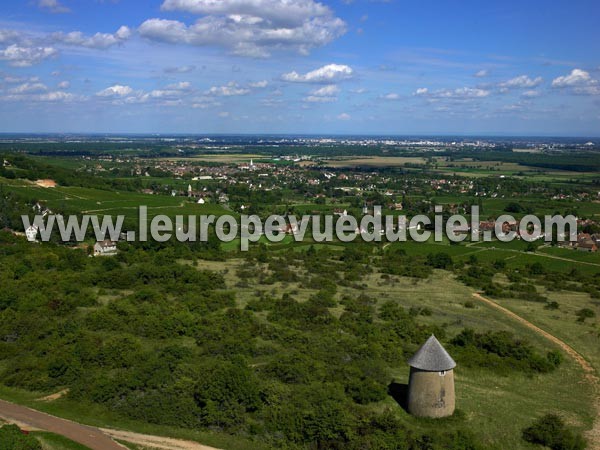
[0,0,599,136]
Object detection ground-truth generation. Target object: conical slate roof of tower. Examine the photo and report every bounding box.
[408,335,456,371]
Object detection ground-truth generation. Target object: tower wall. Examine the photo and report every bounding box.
[407,367,455,418]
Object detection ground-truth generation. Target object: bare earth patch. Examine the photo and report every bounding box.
[37,389,69,402]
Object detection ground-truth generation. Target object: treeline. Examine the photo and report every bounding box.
[448,150,600,173]
[0,142,179,157]
[0,154,141,191]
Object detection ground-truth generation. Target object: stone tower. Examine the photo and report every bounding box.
[407,335,456,418]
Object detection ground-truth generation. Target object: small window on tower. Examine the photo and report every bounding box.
[439,371,446,376]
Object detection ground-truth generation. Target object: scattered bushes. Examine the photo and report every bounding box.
[450,329,562,375]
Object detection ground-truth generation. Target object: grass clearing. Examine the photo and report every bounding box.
[32,431,92,450]
[321,156,427,168]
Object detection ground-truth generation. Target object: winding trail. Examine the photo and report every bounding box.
[472,293,600,449]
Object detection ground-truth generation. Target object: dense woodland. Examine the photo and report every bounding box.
[0,230,592,449]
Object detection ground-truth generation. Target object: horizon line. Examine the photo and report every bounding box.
[0,132,598,140]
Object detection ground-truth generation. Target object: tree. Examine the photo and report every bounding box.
[522,414,586,450]
[505,202,524,213]
[194,358,262,428]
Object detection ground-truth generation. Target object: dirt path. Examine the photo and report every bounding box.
[0,399,221,450]
[0,399,125,450]
[472,293,600,449]
[101,429,220,450]
[469,245,600,268]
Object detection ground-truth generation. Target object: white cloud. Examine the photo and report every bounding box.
[9,82,48,94]
[38,0,70,13]
[310,84,339,96]
[58,81,70,89]
[166,81,192,90]
[575,86,600,95]
[218,111,230,118]
[552,69,600,95]
[51,26,131,49]
[94,82,203,106]
[249,80,268,88]
[206,81,250,96]
[414,87,490,99]
[164,65,196,74]
[140,0,345,57]
[192,97,222,109]
[96,85,134,97]
[282,64,353,83]
[521,90,541,98]
[303,83,340,102]
[552,69,592,87]
[474,69,488,78]
[1,90,77,103]
[160,0,330,26]
[381,92,399,100]
[0,30,22,45]
[304,95,336,103]
[337,112,351,120]
[37,91,75,102]
[142,82,193,101]
[2,75,28,84]
[499,75,543,89]
[0,45,58,67]
[350,88,367,94]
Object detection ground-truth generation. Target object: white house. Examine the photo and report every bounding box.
[25,226,39,242]
[94,240,117,256]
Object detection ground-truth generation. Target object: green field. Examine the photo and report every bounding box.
[32,431,92,450]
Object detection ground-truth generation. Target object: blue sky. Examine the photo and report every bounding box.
[0,0,599,135]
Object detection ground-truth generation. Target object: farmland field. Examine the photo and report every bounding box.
[321,156,428,167]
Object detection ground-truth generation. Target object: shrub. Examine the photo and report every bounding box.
[576,308,596,323]
[546,350,563,368]
[0,425,42,450]
[426,252,453,269]
[522,414,586,450]
[505,202,524,213]
[545,301,560,310]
